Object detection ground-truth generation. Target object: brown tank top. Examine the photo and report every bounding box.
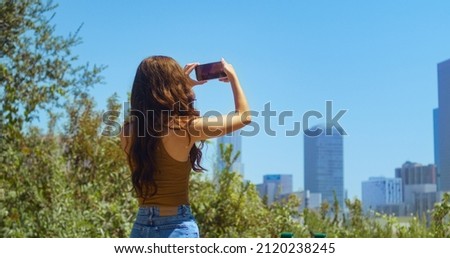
[138,140,192,207]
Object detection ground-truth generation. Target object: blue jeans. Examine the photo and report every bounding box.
[129,205,199,238]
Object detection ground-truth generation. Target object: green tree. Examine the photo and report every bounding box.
[430,193,450,237]
[0,0,104,139]
[0,0,132,237]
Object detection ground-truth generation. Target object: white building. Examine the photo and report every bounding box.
[303,190,322,210]
[362,177,403,212]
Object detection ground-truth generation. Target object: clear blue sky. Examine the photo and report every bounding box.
[50,0,450,199]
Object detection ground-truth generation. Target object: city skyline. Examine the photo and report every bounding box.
[41,1,450,199]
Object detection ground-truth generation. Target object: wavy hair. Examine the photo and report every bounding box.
[125,56,205,199]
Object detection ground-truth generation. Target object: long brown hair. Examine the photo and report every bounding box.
[126,56,205,199]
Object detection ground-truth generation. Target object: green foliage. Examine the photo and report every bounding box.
[430,193,450,237]
[189,145,306,237]
[0,0,105,139]
[1,94,136,237]
[1,0,132,237]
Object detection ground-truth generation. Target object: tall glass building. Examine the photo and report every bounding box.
[304,125,344,207]
[433,108,439,182]
[435,59,450,192]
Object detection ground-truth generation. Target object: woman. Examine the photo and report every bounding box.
[120,56,251,238]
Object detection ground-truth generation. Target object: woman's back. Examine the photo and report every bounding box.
[138,135,192,206]
[122,122,193,206]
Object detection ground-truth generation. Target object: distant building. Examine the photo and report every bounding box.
[395,161,437,201]
[433,108,440,182]
[304,125,344,207]
[395,161,438,216]
[303,190,322,210]
[216,130,244,174]
[403,184,437,207]
[361,177,402,212]
[435,59,450,192]
[258,174,293,204]
[414,192,438,218]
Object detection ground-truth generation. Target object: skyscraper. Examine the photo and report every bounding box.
[435,59,450,192]
[304,125,344,207]
[433,108,439,179]
[216,130,244,174]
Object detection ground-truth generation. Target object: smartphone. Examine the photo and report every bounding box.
[195,61,227,81]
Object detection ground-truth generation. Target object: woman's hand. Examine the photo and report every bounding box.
[219,58,238,83]
[186,57,251,142]
[184,63,207,88]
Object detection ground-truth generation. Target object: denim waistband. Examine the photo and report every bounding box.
[137,205,191,217]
